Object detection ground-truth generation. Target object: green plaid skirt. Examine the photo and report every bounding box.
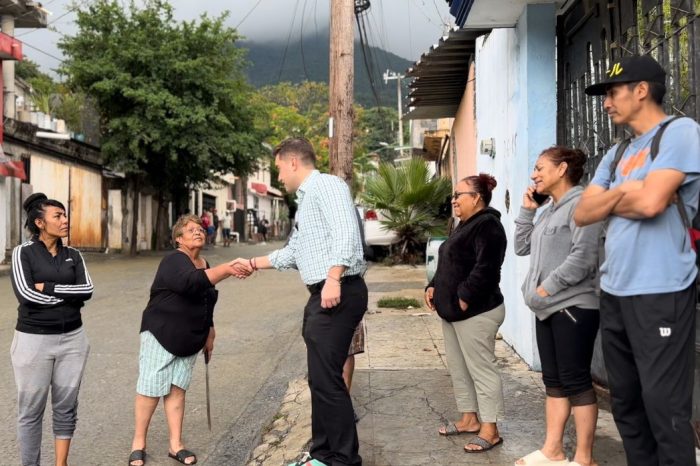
[136,331,198,397]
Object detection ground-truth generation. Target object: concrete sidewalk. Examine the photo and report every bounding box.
[246,264,626,466]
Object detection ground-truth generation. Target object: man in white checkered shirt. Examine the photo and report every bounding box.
[239,138,368,466]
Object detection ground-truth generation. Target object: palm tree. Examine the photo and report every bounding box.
[361,158,452,264]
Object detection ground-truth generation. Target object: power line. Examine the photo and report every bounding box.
[277,0,301,82]
[299,0,309,80]
[235,0,264,30]
[21,40,64,63]
[355,10,382,108]
[431,0,449,27]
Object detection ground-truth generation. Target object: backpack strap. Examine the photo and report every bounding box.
[646,116,692,227]
[649,115,686,161]
[609,138,631,184]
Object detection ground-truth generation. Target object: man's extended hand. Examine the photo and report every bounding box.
[321,278,341,308]
[230,258,253,279]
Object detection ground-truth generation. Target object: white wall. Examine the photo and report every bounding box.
[475,4,557,369]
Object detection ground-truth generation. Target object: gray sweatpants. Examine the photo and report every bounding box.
[10,327,90,466]
[441,303,505,422]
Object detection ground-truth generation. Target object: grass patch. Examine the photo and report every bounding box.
[377,297,421,309]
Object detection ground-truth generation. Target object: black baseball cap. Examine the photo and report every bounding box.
[585,55,666,96]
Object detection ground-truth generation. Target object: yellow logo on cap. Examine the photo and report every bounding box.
[608,63,624,77]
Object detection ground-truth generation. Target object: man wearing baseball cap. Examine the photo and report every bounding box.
[574,55,700,465]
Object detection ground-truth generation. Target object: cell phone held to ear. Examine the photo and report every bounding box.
[531,191,549,206]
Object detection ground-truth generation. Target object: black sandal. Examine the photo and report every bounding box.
[128,449,146,466]
[168,449,197,465]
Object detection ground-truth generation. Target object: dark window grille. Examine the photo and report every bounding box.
[557,0,699,182]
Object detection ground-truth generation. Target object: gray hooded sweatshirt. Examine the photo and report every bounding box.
[514,186,602,320]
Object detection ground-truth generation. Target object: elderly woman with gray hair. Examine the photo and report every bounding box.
[128,214,245,466]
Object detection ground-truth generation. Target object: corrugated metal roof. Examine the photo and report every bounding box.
[446,0,475,28]
[403,27,489,120]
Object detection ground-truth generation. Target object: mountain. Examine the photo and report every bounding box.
[239,32,413,108]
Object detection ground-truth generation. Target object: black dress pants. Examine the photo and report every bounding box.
[600,284,696,466]
[303,277,368,466]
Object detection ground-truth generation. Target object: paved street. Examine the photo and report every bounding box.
[0,242,308,466]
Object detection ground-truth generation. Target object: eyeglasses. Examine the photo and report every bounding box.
[452,191,478,200]
[184,227,206,235]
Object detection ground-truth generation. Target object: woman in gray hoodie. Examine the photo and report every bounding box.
[514,146,602,466]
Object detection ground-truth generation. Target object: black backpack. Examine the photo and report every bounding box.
[609,115,700,262]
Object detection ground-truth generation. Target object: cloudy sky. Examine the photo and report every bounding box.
[17,0,453,76]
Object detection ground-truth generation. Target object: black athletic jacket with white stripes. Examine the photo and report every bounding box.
[10,236,94,334]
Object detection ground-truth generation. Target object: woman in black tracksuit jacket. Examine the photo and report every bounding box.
[425,173,507,454]
[10,193,93,466]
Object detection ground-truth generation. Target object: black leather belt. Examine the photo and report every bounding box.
[306,274,362,294]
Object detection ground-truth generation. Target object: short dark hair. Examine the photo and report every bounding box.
[539,145,587,185]
[461,173,497,206]
[626,81,666,105]
[23,193,66,235]
[273,138,316,166]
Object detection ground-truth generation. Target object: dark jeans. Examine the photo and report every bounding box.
[303,277,368,466]
[536,306,599,403]
[601,285,696,466]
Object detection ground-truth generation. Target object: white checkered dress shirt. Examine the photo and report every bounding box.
[268,170,366,285]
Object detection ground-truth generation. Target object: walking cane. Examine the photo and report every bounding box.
[204,349,212,431]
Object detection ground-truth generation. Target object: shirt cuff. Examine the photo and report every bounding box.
[540,275,564,296]
[517,206,537,221]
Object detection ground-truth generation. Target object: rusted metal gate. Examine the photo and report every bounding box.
[556,0,700,434]
[557,0,700,181]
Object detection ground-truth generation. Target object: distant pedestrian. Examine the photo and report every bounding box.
[10,193,94,466]
[211,209,219,245]
[425,173,507,453]
[514,147,602,466]
[234,138,368,466]
[259,216,269,243]
[221,211,232,247]
[574,55,700,465]
[127,214,245,466]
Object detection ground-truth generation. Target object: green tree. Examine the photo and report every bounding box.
[362,158,451,264]
[355,106,399,163]
[59,0,265,252]
[16,58,43,81]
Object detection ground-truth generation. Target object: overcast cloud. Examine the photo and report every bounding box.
[17,0,453,76]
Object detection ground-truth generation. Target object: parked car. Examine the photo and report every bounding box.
[356,205,398,258]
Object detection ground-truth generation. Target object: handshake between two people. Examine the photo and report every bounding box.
[226,257,257,279]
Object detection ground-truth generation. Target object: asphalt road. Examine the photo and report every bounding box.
[0,242,308,466]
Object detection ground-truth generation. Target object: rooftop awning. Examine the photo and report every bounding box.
[403,27,490,120]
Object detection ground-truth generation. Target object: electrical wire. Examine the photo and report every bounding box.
[277,0,301,82]
[299,0,310,80]
[21,40,65,63]
[235,0,265,29]
[355,9,383,108]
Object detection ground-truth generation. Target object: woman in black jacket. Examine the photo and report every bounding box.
[425,173,507,453]
[128,214,243,466]
[10,193,94,466]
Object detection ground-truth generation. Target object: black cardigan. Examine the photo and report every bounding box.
[428,207,507,322]
[140,251,218,357]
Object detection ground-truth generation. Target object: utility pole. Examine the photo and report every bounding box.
[383,70,405,158]
[329,0,354,186]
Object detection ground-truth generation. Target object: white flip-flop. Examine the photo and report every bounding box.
[514,450,569,466]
